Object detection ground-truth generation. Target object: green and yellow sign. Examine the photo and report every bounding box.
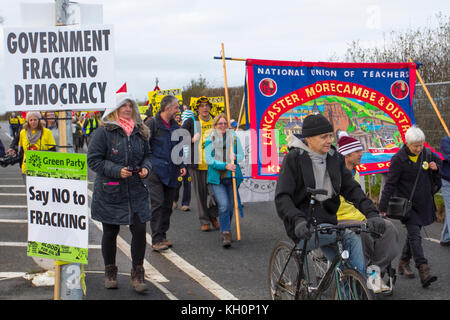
[26,151,89,264]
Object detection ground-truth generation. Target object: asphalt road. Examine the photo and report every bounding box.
[0,121,449,303]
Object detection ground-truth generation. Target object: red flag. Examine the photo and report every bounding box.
[117,82,127,93]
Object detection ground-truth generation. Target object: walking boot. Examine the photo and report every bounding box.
[221,232,231,248]
[418,264,437,288]
[211,217,220,230]
[398,259,415,278]
[104,264,118,289]
[131,265,148,293]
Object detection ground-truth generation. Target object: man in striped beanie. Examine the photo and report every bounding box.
[336,131,400,294]
[337,132,364,170]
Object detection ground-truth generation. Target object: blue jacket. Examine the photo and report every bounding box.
[146,112,185,188]
[87,123,152,225]
[441,136,450,182]
[205,131,244,185]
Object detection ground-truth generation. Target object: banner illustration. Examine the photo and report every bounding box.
[246,60,417,179]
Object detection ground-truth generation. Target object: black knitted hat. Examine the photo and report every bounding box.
[301,113,333,137]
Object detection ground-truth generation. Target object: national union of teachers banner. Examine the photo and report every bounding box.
[245,59,418,180]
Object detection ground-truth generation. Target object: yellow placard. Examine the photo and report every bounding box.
[148,89,183,116]
[189,96,225,117]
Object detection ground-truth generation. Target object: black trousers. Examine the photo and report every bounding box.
[148,171,177,244]
[401,224,427,268]
[102,212,147,269]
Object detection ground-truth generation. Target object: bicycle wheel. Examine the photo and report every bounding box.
[305,249,334,299]
[333,268,375,300]
[268,241,300,300]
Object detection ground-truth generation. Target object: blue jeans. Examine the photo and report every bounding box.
[298,223,366,275]
[441,179,450,243]
[210,178,242,232]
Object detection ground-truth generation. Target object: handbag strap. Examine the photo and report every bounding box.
[408,153,423,201]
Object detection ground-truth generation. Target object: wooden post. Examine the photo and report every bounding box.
[221,43,241,240]
[410,59,450,136]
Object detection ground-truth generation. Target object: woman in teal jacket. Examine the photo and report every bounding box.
[205,113,244,248]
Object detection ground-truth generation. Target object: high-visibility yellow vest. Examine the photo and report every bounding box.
[9,117,19,125]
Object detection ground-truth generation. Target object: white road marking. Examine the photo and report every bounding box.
[0,185,25,188]
[0,272,26,280]
[0,205,27,209]
[146,234,238,300]
[0,219,27,223]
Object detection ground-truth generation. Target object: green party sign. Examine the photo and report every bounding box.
[26,151,89,264]
[26,151,87,180]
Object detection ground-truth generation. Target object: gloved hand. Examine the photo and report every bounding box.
[294,219,312,240]
[367,216,386,238]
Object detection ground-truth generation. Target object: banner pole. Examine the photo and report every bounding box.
[237,94,245,128]
[410,59,450,136]
[221,43,241,241]
[214,56,246,61]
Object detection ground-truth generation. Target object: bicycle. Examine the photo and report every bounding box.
[268,188,376,300]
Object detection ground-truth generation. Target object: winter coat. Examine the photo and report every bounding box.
[146,112,184,188]
[440,136,450,182]
[379,146,442,226]
[205,130,244,185]
[87,122,152,225]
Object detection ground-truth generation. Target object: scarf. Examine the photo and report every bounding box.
[27,128,42,146]
[296,138,334,202]
[117,117,135,136]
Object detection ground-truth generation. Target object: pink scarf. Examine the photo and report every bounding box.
[117,117,135,136]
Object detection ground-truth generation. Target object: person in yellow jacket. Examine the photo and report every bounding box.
[8,112,21,139]
[17,111,56,179]
[336,132,400,294]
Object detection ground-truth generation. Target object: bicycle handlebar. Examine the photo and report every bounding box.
[315,223,382,237]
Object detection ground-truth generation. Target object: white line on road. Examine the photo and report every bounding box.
[424,237,440,244]
[146,233,238,300]
[0,219,27,223]
[0,205,27,209]
[0,185,25,188]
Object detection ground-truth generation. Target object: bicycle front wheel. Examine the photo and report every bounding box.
[268,241,299,300]
[333,269,375,300]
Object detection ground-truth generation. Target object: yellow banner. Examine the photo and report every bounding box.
[148,89,183,116]
[189,96,225,117]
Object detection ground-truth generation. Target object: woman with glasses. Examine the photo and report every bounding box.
[205,113,244,248]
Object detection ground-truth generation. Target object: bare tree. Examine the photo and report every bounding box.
[343,12,449,149]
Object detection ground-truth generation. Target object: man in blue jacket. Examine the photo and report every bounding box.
[146,95,187,252]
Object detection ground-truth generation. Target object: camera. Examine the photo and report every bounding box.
[126,166,141,175]
[0,154,21,167]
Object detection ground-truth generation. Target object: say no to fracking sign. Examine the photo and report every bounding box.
[3,25,115,111]
[26,151,89,264]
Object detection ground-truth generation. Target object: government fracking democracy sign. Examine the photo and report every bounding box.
[26,151,88,264]
[3,25,114,112]
[245,59,418,180]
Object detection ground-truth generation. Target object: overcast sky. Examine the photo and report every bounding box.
[0,0,449,102]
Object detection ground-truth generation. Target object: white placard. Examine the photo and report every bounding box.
[3,24,114,112]
[26,176,89,249]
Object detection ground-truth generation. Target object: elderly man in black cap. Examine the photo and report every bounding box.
[275,113,385,276]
